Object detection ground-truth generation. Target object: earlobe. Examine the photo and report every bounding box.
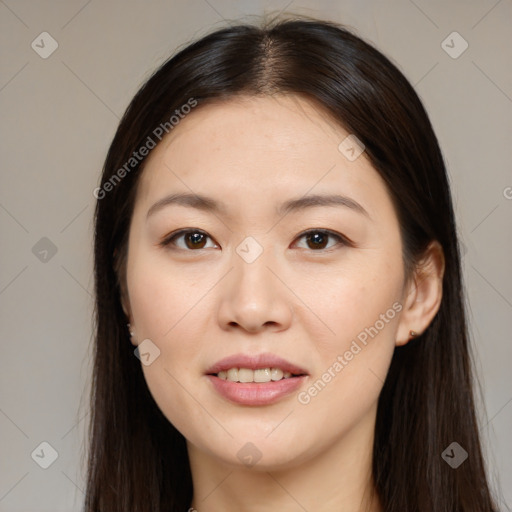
[127,322,138,346]
[395,241,445,346]
[117,273,136,345]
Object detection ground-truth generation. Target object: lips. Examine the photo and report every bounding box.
[205,353,309,406]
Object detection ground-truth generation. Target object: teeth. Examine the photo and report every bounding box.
[238,368,253,383]
[271,368,283,381]
[227,368,238,381]
[254,368,271,382]
[216,367,297,383]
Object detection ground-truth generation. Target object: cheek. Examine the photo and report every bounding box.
[126,253,214,432]
[127,247,212,340]
[294,276,399,437]
[292,255,402,410]
[298,256,403,347]
[140,360,211,447]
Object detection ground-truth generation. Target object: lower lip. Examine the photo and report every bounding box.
[206,375,307,406]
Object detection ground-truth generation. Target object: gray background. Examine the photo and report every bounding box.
[0,0,511,510]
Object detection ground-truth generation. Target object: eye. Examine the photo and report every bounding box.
[293,229,349,251]
[160,228,350,252]
[160,229,218,250]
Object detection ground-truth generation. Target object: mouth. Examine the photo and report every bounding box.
[205,353,309,406]
[209,367,306,382]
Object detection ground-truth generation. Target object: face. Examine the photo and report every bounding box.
[123,94,408,470]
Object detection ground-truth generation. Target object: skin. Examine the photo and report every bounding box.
[120,94,445,512]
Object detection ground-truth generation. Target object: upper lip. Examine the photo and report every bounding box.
[206,353,309,376]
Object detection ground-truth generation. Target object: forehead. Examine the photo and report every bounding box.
[145,94,351,165]
[134,94,392,221]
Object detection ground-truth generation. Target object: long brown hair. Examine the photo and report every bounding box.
[86,16,499,511]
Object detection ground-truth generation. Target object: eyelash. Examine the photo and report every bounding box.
[159,228,351,252]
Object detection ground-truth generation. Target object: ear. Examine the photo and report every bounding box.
[121,294,139,346]
[396,240,445,346]
[121,293,131,320]
[113,248,132,320]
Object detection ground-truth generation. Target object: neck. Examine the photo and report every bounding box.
[187,405,382,512]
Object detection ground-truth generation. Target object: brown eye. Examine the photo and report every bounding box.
[305,232,328,250]
[184,232,207,249]
[294,230,347,251]
[161,229,216,250]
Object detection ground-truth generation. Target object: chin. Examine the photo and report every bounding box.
[191,432,314,472]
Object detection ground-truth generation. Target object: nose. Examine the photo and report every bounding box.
[216,248,293,334]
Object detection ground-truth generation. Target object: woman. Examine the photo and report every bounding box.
[86,16,499,511]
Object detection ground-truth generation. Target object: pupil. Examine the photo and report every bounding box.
[187,232,206,249]
[308,232,327,249]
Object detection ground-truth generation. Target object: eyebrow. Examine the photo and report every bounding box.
[146,192,370,220]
